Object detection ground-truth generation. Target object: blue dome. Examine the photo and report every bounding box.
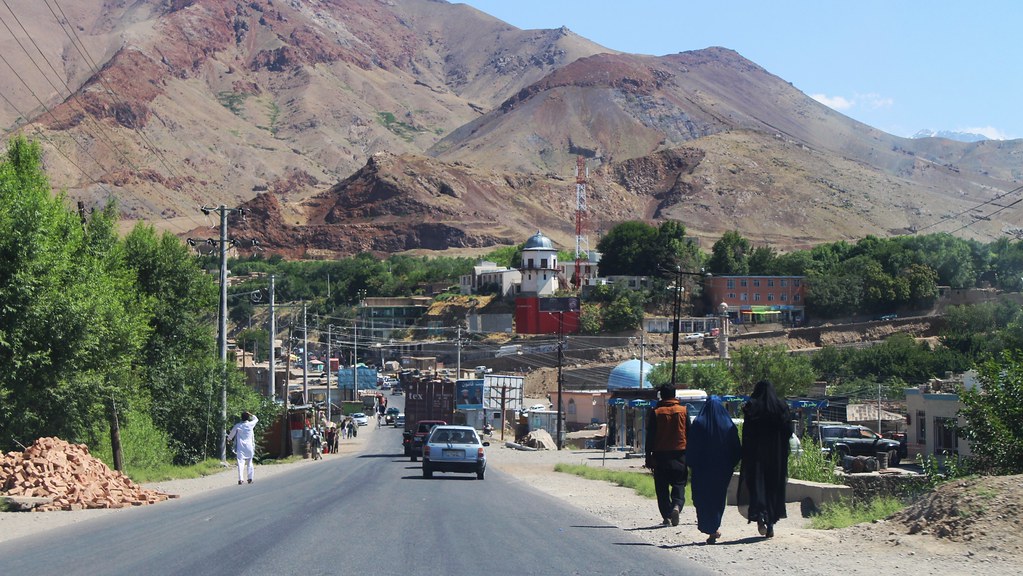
[523,230,554,251]
[607,359,654,390]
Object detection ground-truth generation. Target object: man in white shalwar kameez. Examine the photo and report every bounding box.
[227,411,259,484]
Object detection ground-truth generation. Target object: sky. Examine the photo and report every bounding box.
[460,1,1021,140]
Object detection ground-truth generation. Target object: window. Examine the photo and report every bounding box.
[754,293,760,301]
[780,293,787,301]
[934,417,958,454]
[740,293,748,301]
[527,258,534,269]
[567,398,576,415]
[780,279,788,287]
[793,294,801,302]
[540,258,548,268]
[753,279,761,287]
[917,410,926,445]
[768,279,775,287]
[727,279,735,289]
[794,279,801,287]
[767,293,774,301]
[740,279,748,287]
[727,292,736,299]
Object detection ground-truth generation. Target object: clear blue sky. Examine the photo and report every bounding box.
[460,1,1021,140]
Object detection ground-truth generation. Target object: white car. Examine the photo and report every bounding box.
[682,332,704,343]
[351,412,369,426]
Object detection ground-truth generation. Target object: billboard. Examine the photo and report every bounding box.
[455,378,484,409]
[538,297,580,312]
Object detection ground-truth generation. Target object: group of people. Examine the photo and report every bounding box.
[646,380,793,543]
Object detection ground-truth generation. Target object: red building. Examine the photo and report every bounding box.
[704,275,806,325]
[515,297,581,334]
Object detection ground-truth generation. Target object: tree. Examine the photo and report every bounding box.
[729,345,816,397]
[596,221,659,276]
[0,137,149,451]
[707,230,751,275]
[957,351,1023,474]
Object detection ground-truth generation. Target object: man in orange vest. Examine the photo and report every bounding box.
[646,385,689,527]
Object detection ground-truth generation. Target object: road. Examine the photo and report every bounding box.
[0,397,711,576]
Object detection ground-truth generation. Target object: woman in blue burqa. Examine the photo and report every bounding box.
[687,396,741,543]
[736,379,793,538]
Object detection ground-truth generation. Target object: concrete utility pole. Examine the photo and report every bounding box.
[302,302,309,406]
[193,204,247,466]
[268,275,276,399]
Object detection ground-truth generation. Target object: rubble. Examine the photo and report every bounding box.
[1,437,175,512]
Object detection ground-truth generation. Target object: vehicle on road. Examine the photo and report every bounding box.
[394,414,405,428]
[385,406,400,425]
[421,425,489,480]
[810,423,903,465]
[406,419,447,461]
[682,332,704,343]
[351,412,369,427]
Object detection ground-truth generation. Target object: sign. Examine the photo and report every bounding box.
[455,379,484,409]
[538,297,580,312]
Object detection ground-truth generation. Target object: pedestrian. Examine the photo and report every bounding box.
[687,396,742,544]
[227,411,259,485]
[645,385,689,527]
[324,424,337,454]
[736,379,794,538]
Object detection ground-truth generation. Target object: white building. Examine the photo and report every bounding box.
[460,260,520,296]
[519,230,560,296]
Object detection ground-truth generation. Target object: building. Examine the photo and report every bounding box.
[358,296,432,341]
[904,372,976,460]
[518,230,560,296]
[459,260,521,296]
[704,275,806,325]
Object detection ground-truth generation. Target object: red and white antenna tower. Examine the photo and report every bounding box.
[574,156,588,289]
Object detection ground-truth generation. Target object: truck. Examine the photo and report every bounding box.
[402,378,456,461]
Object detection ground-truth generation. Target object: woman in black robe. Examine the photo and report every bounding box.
[687,396,741,543]
[737,380,793,538]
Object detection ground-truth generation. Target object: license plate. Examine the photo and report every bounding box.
[442,449,464,458]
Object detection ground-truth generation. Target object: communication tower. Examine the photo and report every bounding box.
[574,156,589,289]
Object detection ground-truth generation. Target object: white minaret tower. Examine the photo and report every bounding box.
[519,230,560,296]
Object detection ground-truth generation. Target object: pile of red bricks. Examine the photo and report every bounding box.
[0,437,175,511]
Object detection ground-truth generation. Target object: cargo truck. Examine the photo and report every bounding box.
[401,378,456,461]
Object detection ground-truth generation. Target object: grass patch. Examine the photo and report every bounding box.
[126,458,232,484]
[217,91,249,117]
[376,111,427,142]
[809,496,904,530]
[554,463,692,504]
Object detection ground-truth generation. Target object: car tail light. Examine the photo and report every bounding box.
[477,447,484,459]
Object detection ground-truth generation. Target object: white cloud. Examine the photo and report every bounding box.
[811,93,853,110]
[857,93,894,110]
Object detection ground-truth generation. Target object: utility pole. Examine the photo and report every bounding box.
[191,204,247,466]
[556,311,564,450]
[456,325,462,379]
[302,302,308,406]
[670,266,683,388]
[326,323,333,423]
[268,275,276,399]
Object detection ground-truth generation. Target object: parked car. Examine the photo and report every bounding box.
[421,425,489,480]
[810,424,903,465]
[394,414,405,428]
[351,412,369,426]
[682,332,704,343]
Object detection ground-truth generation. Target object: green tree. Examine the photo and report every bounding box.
[729,345,816,397]
[957,351,1023,474]
[707,230,751,275]
[596,221,659,276]
[0,137,149,451]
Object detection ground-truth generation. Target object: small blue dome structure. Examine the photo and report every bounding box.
[523,230,554,250]
[607,359,655,390]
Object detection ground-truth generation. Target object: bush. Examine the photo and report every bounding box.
[788,437,842,484]
[809,496,904,529]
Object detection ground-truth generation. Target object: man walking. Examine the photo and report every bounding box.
[227,411,259,485]
[645,385,689,527]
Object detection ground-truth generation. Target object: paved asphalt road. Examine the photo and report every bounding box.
[0,404,711,576]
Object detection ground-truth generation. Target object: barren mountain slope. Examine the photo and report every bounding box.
[4,0,609,231]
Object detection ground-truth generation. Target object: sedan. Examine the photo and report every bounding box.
[351,412,369,426]
[421,425,488,480]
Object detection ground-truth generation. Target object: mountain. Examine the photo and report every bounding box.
[4,0,1023,255]
[912,129,989,143]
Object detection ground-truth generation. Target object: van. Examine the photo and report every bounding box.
[676,389,708,422]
